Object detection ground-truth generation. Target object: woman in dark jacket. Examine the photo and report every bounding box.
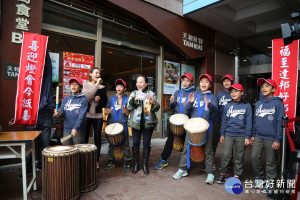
[127,75,160,175]
[82,67,108,169]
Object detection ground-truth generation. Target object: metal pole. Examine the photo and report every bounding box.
[281,117,287,180]
[235,54,239,83]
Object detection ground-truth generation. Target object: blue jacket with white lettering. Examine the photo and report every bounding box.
[220,101,252,139]
[59,93,88,133]
[169,87,195,115]
[185,90,218,122]
[252,96,285,143]
[215,89,232,123]
[106,94,128,126]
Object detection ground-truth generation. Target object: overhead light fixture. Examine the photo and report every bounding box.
[107,51,113,54]
[267,46,272,49]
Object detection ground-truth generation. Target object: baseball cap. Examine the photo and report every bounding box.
[221,74,234,82]
[257,78,277,89]
[115,79,127,88]
[181,73,194,83]
[69,77,83,87]
[199,74,213,83]
[228,83,243,92]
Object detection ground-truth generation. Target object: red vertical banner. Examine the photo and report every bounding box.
[62,52,94,98]
[14,32,48,126]
[272,39,299,132]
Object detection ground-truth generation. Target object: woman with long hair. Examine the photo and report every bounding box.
[82,67,108,169]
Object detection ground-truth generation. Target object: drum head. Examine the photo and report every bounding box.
[105,123,124,135]
[75,144,97,152]
[184,117,209,134]
[43,145,78,155]
[169,114,189,125]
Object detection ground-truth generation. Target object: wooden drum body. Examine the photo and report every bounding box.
[184,118,209,162]
[75,144,97,193]
[105,123,124,160]
[169,114,189,152]
[42,145,79,200]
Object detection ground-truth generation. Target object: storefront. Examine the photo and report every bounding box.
[0,0,222,137]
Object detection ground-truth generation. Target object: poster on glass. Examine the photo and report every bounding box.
[164,60,180,94]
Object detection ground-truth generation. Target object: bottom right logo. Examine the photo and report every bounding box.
[225,177,244,194]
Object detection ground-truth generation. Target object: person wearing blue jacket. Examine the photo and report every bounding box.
[251,78,285,193]
[217,83,252,184]
[155,73,195,170]
[104,79,132,172]
[54,78,88,145]
[213,74,234,153]
[173,74,218,185]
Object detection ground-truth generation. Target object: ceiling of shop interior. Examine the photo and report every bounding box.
[184,0,299,54]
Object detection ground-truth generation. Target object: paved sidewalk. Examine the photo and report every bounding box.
[0,138,272,200]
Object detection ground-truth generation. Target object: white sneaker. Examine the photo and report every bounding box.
[205,173,214,185]
[172,169,188,180]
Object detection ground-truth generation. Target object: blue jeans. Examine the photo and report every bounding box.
[24,110,52,171]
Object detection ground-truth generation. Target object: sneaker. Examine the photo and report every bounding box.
[104,160,115,170]
[217,173,227,184]
[253,175,265,189]
[172,169,188,180]
[123,162,130,172]
[155,158,168,170]
[205,173,214,185]
[17,171,33,180]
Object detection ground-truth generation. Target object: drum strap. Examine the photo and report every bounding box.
[179,90,193,114]
[197,93,211,117]
[106,125,128,147]
[112,96,128,123]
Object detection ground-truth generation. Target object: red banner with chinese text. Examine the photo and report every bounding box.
[272,38,299,132]
[62,52,94,98]
[14,32,48,126]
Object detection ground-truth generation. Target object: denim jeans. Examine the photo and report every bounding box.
[24,110,52,171]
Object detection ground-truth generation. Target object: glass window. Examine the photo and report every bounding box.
[43,1,97,34]
[101,44,157,97]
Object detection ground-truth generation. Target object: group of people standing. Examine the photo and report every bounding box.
[23,63,285,195]
[155,72,284,195]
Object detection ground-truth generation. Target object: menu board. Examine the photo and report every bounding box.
[62,52,94,98]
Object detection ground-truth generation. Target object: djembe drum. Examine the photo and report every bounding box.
[42,145,79,200]
[169,114,189,151]
[75,144,97,193]
[184,118,210,162]
[105,123,125,160]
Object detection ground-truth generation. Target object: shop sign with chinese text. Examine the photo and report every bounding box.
[272,39,299,132]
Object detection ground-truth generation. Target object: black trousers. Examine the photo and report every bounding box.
[85,117,103,161]
[132,127,154,149]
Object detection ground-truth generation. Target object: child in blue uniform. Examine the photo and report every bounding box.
[217,83,252,183]
[104,79,132,172]
[173,74,218,185]
[213,74,234,153]
[54,78,88,145]
[252,78,285,193]
[155,73,195,170]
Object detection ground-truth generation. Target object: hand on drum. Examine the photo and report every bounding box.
[170,94,174,103]
[71,129,78,137]
[245,139,250,146]
[95,96,100,103]
[149,97,156,105]
[188,93,195,103]
[53,109,61,117]
[220,136,224,143]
